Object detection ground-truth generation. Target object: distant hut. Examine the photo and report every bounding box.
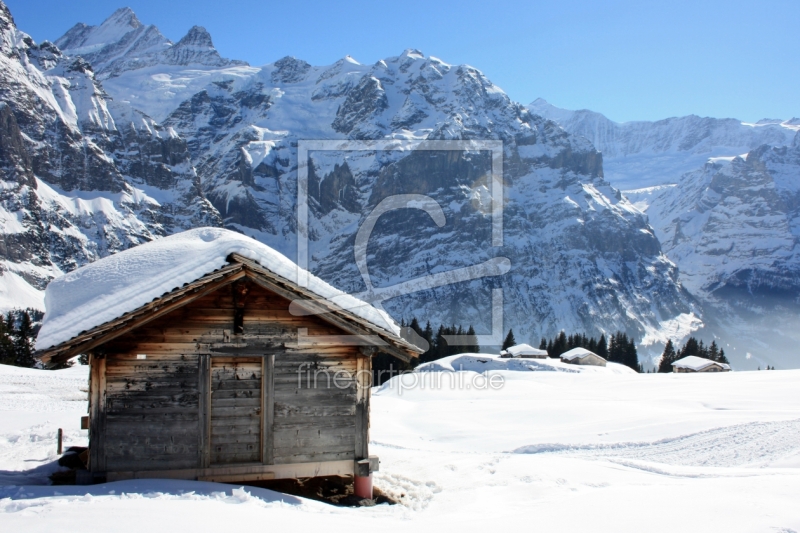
[672,356,731,373]
[560,347,607,367]
[500,343,549,359]
[35,229,421,496]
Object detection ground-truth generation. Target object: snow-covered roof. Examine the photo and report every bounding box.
[561,347,605,362]
[672,356,730,371]
[36,227,401,351]
[503,344,549,357]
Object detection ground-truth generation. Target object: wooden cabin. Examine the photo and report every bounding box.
[560,347,607,367]
[37,252,421,488]
[672,355,730,373]
[499,343,549,359]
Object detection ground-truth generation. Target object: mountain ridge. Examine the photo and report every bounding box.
[529,98,799,191]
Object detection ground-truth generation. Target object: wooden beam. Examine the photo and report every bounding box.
[200,472,275,483]
[243,269,416,363]
[88,355,107,473]
[263,354,275,465]
[354,355,370,460]
[198,353,211,469]
[105,459,355,483]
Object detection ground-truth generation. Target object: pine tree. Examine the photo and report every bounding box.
[608,332,626,364]
[539,337,548,351]
[435,325,449,360]
[718,348,729,365]
[658,339,677,373]
[679,337,699,358]
[708,340,720,362]
[553,331,568,357]
[465,325,480,353]
[623,335,639,372]
[0,318,14,365]
[13,310,35,368]
[596,334,608,359]
[502,328,516,350]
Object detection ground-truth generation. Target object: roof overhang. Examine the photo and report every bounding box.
[36,255,423,367]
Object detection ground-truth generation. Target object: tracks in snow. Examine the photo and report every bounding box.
[514,418,800,468]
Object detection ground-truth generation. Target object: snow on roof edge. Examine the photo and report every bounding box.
[36,228,401,351]
[672,355,730,371]
[505,343,548,356]
[560,347,604,361]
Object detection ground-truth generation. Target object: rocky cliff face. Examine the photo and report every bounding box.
[648,138,800,298]
[0,1,219,310]
[644,135,800,367]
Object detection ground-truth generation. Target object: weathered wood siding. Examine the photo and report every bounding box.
[96,280,364,473]
[210,357,262,465]
[103,352,200,472]
[273,349,358,465]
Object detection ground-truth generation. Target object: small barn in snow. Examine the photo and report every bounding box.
[672,356,730,373]
[499,343,549,359]
[561,347,607,367]
[35,228,421,492]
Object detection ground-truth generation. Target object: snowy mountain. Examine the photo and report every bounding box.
[0,3,699,356]
[155,48,698,347]
[529,98,799,190]
[54,7,258,122]
[0,1,219,311]
[530,99,800,367]
[644,136,800,364]
[648,139,800,298]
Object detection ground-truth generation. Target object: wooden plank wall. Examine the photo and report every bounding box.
[210,357,262,465]
[246,285,359,465]
[97,280,364,472]
[102,352,200,472]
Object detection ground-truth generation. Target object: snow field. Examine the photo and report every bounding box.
[3,362,800,532]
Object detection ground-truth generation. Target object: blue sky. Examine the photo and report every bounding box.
[6,0,798,123]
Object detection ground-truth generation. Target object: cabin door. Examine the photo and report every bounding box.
[210,356,263,465]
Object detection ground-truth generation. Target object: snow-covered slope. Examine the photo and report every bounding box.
[5,362,800,531]
[529,98,799,190]
[0,363,88,484]
[0,2,220,312]
[415,352,637,374]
